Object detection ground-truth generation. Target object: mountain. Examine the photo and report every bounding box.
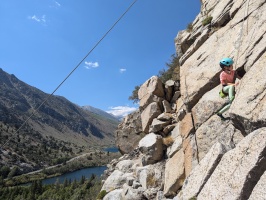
[81,105,120,122]
[0,68,119,172]
[101,0,266,199]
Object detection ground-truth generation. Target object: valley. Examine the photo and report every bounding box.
[0,68,120,187]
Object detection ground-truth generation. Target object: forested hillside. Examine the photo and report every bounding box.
[0,68,119,175]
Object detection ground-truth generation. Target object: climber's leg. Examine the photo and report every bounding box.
[223,85,235,102]
[217,85,235,120]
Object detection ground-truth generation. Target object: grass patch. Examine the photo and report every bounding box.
[97,190,107,199]
[202,16,213,26]
[187,22,193,32]
[162,136,174,147]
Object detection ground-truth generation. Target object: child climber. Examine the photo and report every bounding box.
[217,58,241,120]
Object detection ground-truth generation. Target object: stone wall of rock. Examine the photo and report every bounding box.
[103,0,266,199]
[116,109,144,154]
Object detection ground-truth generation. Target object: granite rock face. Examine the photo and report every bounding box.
[115,110,143,154]
[197,128,266,200]
[107,0,266,199]
[180,142,227,200]
[249,171,266,200]
[230,56,266,134]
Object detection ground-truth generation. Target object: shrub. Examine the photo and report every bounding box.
[147,174,157,187]
[128,85,140,104]
[129,53,180,103]
[159,53,180,83]
[7,166,19,178]
[162,136,174,147]
[187,22,193,32]
[202,16,213,26]
[97,190,107,199]
[0,166,11,179]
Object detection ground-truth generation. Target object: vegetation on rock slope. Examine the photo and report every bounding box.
[0,68,120,185]
[129,53,180,103]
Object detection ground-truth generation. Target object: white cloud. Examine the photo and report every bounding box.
[29,15,40,22]
[41,15,46,23]
[84,61,99,69]
[50,1,61,8]
[106,106,137,118]
[28,15,46,24]
[120,68,126,73]
[55,1,61,7]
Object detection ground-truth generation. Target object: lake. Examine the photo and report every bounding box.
[103,147,119,153]
[39,166,107,185]
[23,148,119,186]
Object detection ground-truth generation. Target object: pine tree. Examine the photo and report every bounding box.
[63,178,68,188]
[80,175,86,184]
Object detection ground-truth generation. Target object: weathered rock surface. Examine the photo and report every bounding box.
[116,110,144,154]
[164,150,185,197]
[196,115,244,161]
[103,189,123,200]
[121,184,145,200]
[136,162,165,190]
[149,118,171,133]
[197,127,266,200]
[180,142,227,200]
[182,134,199,177]
[138,76,165,100]
[105,1,266,199]
[248,171,266,200]
[141,102,162,134]
[179,113,194,139]
[101,170,131,192]
[179,0,266,111]
[167,135,182,158]
[138,133,163,165]
[230,55,266,134]
[192,85,225,129]
[116,160,135,173]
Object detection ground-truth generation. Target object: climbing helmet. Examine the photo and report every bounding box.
[219,58,234,67]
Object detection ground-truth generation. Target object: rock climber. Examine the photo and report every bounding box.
[216,58,241,120]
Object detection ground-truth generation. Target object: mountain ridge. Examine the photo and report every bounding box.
[0,68,119,173]
[81,105,121,122]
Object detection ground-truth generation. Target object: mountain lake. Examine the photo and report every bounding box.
[23,147,119,185]
[22,166,107,186]
[103,147,119,153]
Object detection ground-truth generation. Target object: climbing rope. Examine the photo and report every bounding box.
[1,0,138,149]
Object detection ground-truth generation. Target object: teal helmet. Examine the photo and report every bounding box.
[220,58,234,68]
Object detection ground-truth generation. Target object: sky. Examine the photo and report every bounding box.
[0,0,201,118]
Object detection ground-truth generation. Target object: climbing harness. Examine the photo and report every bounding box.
[219,89,228,98]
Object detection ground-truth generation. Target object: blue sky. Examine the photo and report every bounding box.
[0,0,200,118]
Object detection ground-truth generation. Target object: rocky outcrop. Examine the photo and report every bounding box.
[164,150,185,197]
[197,127,266,200]
[138,133,164,166]
[104,0,266,199]
[116,76,180,154]
[230,56,266,134]
[179,0,266,111]
[249,171,266,200]
[180,142,227,200]
[115,110,143,154]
